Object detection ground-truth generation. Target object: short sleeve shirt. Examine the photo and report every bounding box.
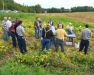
[16,26,24,36]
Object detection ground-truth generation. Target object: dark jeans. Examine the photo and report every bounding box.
[17,36,27,54]
[42,38,51,51]
[11,33,16,47]
[79,39,89,54]
[50,36,56,47]
[56,38,64,52]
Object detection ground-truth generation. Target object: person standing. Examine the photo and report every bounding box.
[34,17,40,39]
[79,24,92,54]
[10,21,16,47]
[41,24,53,51]
[66,23,73,34]
[39,18,42,37]
[2,17,8,41]
[55,24,67,52]
[48,19,53,26]
[16,20,27,54]
[66,23,73,41]
[7,17,12,36]
[49,22,56,47]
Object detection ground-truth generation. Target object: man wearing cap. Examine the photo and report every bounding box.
[41,24,53,51]
[79,24,92,54]
[66,23,73,41]
[67,23,73,34]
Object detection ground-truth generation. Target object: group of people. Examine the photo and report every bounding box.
[34,17,92,54]
[2,17,27,54]
[1,17,92,54]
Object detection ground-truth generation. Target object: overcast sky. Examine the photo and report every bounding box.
[14,0,94,9]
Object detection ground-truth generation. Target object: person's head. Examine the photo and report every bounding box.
[49,19,52,21]
[18,20,22,26]
[46,23,51,28]
[4,17,7,21]
[16,18,19,22]
[69,23,72,26]
[36,17,39,21]
[8,17,11,20]
[58,24,64,29]
[85,24,89,28]
[12,21,15,25]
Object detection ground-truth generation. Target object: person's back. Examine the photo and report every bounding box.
[81,28,91,40]
[56,29,66,40]
[42,27,53,39]
[55,24,67,52]
[79,24,92,54]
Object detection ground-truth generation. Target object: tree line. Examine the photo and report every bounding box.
[0,0,94,13]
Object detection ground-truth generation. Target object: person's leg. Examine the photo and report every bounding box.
[35,29,40,39]
[17,36,23,53]
[79,40,85,52]
[46,39,51,50]
[84,40,89,54]
[42,38,46,51]
[52,36,56,47]
[21,37,27,53]
[11,33,16,47]
[56,38,59,52]
[59,40,64,52]
[3,31,8,41]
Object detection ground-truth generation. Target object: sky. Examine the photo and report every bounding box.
[14,0,94,9]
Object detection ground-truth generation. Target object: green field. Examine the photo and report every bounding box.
[0,12,94,75]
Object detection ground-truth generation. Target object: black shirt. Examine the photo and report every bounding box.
[42,27,53,39]
[14,22,19,36]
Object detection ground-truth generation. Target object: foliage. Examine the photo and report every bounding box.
[0,13,94,75]
[0,0,94,13]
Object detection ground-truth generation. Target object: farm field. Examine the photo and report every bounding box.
[0,12,94,75]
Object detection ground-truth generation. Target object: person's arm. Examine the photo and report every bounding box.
[22,32,26,37]
[34,21,37,28]
[64,30,67,36]
[22,27,26,37]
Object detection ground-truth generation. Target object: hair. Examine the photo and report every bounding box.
[85,24,89,28]
[36,17,39,19]
[18,20,22,25]
[57,24,64,28]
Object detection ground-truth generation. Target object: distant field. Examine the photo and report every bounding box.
[38,12,94,23]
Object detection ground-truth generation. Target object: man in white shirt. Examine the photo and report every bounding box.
[7,17,12,36]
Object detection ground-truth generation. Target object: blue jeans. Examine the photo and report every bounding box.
[68,30,73,34]
[17,36,27,54]
[42,38,51,50]
[39,28,42,37]
[79,39,89,54]
[3,30,8,41]
[35,29,40,39]
[50,36,56,47]
[56,38,64,52]
[11,33,16,47]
